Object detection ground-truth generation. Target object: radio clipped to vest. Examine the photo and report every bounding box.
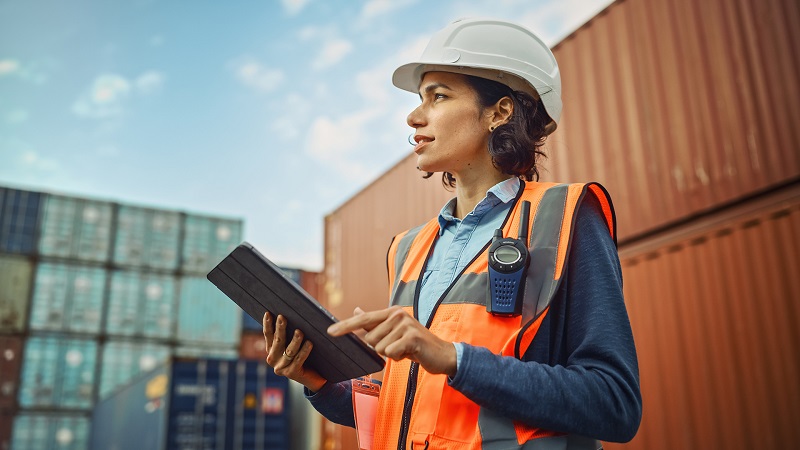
[487,200,531,316]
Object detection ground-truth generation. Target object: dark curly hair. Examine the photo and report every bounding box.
[423,74,551,188]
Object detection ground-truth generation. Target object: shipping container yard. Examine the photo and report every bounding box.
[0,184,321,449]
[2,0,797,447]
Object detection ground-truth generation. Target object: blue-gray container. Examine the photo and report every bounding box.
[177,276,241,346]
[105,270,177,339]
[181,215,242,275]
[240,267,301,332]
[12,412,90,450]
[113,205,181,270]
[38,194,113,262]
[90,358,290,450]
[0,187,41,255]
[19,335,98,409]
[99,340,172,399]
[28,262,107,334]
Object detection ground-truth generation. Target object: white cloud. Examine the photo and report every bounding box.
[305,108,382,181]
[0,59,20,76]
[281,0,310,15]
[231,57,285,93]
[312,39,353,70]
[360,0,419,21]
[270,93,311,141]
[5,109,29,125]
[5,58,57,84]
[303,35,428,180]
[72,74,131,119]
[135,70,165,94]
[20,150,60,171]
[297,26,320,41]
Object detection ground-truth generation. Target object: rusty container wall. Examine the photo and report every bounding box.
[323,156,453,321]
[0,411,12,450]
[0,336,23,411]
[544,0,800,241]
[240,331,267,361]
[300,270,324,304]
[603,183,800,449]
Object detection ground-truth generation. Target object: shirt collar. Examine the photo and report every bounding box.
[437,177,521,234]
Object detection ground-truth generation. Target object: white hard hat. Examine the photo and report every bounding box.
[393,18,562,134]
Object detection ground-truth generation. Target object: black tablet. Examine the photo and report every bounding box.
[207,242,384,383]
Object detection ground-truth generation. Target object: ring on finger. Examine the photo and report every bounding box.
[283,350,295,361]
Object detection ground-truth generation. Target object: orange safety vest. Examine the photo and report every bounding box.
[371,181,616,450]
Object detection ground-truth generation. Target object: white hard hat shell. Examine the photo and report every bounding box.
[393,18,562,133]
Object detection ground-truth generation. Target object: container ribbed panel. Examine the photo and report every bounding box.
[606,185,800,449]
[38,195,113,263]
[105,270,177,339]
[11,412,90,450]
[28,263,106,334]
[18,335,97,409]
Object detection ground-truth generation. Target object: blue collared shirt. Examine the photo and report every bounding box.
[417,177,521,325]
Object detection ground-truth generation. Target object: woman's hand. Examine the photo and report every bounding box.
[328,306,457,377]
[263,312,327,392]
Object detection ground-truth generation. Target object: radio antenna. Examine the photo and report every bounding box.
[518,200,531,242]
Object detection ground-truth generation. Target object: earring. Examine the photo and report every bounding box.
[489,126,495,133]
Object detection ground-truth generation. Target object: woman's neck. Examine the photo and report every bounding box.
[452,169,512,219]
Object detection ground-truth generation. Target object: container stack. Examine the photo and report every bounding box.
[89,357,290,450]
[0,185,245,449]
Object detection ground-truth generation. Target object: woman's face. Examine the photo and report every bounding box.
[407,72,495,178]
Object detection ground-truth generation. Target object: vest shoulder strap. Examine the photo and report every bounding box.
[517,182,615,356]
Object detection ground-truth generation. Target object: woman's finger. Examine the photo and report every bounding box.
[266,314,288,367]
[292,340,314,367]
[282,329,305,364]
[262,312,274,349]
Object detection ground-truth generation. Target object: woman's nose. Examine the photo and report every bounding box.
[407,104,425,128]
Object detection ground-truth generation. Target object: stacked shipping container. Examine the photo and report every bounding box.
[0,185,246,449]
[319,0,800,447]
[89,358,291,450]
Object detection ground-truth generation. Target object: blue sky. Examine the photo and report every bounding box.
[0,0,612,270]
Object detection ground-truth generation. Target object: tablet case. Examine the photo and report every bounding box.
[207,242,385,383]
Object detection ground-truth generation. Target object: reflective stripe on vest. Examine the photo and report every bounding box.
[375,182,615,450]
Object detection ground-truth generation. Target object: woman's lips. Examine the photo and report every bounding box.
[413,135,433,153]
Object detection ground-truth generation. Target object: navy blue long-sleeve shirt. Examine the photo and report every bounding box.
[306,192,642,443]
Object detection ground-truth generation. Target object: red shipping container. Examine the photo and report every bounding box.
[0,336,23,411]
[240,332,268,361]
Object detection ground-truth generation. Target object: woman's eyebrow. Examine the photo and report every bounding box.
[418,82,453,98]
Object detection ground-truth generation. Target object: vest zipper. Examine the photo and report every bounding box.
[395,182,527,450]
[397,362,419,450]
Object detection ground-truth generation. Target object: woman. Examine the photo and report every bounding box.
[264,18,642,449]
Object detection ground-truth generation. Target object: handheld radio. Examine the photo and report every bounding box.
[487,200,531,316]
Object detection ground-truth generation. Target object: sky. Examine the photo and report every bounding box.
[0,0,613,270]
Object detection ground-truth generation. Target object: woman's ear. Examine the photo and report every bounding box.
[488,96,514,129]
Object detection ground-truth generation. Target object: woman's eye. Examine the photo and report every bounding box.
[434,93,447,100]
